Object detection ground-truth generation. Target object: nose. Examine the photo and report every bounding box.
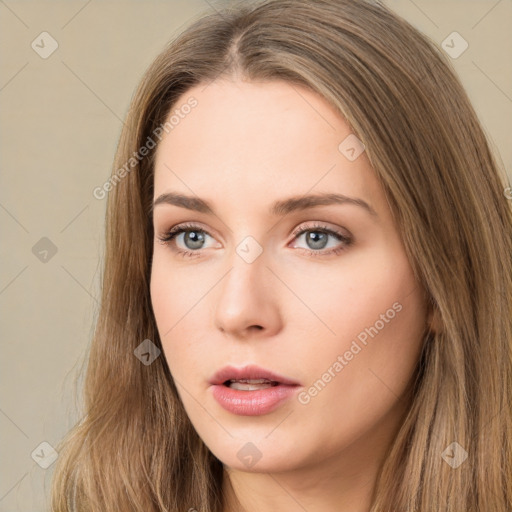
[214,249,283,339]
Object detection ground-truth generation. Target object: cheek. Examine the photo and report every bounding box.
[294,248,427,438]
[150,251,207,334]
[149,253,213,380]
[297,295,425,453]
[278,240,423,347]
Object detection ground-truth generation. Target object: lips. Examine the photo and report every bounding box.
[209,365,300,416]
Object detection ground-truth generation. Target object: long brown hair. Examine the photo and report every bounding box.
[50,0,512,510]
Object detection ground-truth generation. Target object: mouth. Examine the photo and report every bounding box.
[209,365,300,416]
[209,364,300,388]
[223,378,280,391]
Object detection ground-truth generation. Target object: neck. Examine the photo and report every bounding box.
[222,462,377,512]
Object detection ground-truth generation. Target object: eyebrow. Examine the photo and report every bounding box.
[152,192,378,217]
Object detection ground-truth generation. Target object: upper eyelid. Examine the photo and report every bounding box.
[292,223,348,237]
[162,221,344,234]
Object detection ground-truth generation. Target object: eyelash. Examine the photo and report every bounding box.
[156,222,352,259]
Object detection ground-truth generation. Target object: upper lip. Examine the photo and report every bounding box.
[209,365,300,386]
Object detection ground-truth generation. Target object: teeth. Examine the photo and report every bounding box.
[230,382,274,391]
[228,378,278,391]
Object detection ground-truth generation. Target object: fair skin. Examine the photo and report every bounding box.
[150,77,430,512]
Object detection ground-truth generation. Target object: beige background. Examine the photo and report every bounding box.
[0,1,510,510]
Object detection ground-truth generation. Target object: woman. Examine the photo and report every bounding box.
[50,0,512,510]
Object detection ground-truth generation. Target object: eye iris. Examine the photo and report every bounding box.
[306,231,328,250]
[184,231,205,250]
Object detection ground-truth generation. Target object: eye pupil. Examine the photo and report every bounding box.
[307,231,328,250]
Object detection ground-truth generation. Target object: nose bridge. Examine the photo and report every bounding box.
[214,240,280,336]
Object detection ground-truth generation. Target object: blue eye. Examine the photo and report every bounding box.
[157,223,214,258]
[290,224,352,256]
[157,222,352,258]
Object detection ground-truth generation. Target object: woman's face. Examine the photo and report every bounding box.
[150,78,429,475]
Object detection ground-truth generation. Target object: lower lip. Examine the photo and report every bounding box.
[210,383,299,416]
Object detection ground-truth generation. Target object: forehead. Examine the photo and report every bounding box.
[155,79,345,165]
[152,79,381,213]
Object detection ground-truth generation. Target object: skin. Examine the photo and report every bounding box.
[150,77,431,512]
